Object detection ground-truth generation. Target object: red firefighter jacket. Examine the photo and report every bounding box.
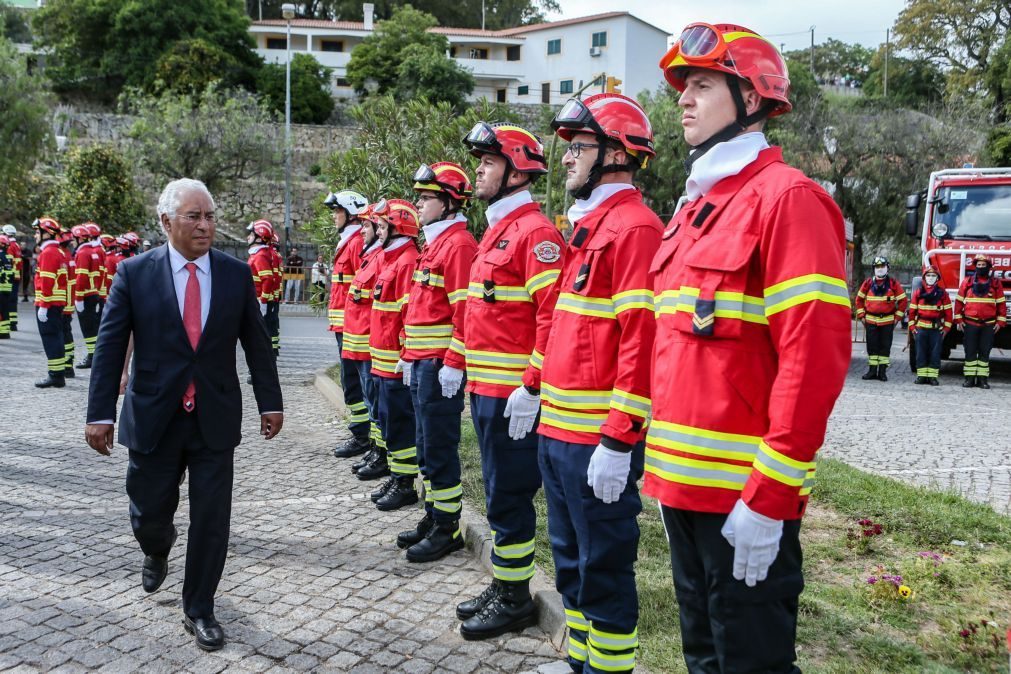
[908,284,953,331]
[328,225,365,333]
[538,188,662,449]
[104,251,123,296]
[644,148,852,521]
[74,242,105,298]
[8,241,21,281]
[269,247,283,302]
[855,277,907,326]
[954,274,1007,327]
[443,200,563,398]
[62,247,75,315]
[34,241,68,308]
[342,243,385,361]
[370,241,420,378]
[402,219,478,362]
[248,246,277,304]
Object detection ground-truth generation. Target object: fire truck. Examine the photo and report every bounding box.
[904,167,1011,367]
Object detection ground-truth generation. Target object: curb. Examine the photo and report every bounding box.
[312,370,567,650]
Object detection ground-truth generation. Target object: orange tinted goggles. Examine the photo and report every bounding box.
[660,22,728,70]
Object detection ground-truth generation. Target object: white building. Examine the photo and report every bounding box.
[249,10,671,104]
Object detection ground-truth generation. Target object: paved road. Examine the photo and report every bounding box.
[0,306,560,673]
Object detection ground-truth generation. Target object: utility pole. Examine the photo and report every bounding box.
[884,28,890,97]
[481,0,485,31]
[809,26,815,76]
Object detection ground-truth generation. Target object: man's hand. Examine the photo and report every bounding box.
[85,423,114,456]
[260,413,283,439]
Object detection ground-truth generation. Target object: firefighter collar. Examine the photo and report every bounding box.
[363,238,383,255]
[685,132,769,201]
[40,240,59,250]
[567,183,636,224]
[422,213,467,245]
[485,190,533,229]
[337,223,362,251]
[248,244,267,254]
[383,236,412,254]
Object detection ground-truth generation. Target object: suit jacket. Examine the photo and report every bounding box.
[86,246,283,453]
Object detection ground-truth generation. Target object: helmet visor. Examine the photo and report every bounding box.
[552,99,593,128]
[679,23,724,59]
[464,122,500,151]
[412,164,437,183]
[371,198,389,216]
[323,192,338,209]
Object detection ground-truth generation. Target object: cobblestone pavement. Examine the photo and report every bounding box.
[825,330,1011,515]
[0,307,561,673]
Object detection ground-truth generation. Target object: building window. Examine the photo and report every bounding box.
[469,48,489,60]
[547,39,561,55]
[320,40,344,52]
[266,37,287,50]
[335,78,350,87]
[541,82,551,103]
[507,45,521,61]
[497,89,506,103]
[592,31,607,48]
[560,80,573,95]
[518,84,529,96]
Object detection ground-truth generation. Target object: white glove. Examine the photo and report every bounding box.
[438,364,464,398]
[37,307,48,322]
[586,444,631,504]
[503,386,540,440]
[395,359,412,387]
[259,302,268,316]
[75,300,85,313]
[720,499,784,587]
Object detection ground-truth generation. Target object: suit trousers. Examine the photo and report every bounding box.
[661,506,803,674]
[126,407,235,619]
[409,358,464,526]
[334,333,370,442]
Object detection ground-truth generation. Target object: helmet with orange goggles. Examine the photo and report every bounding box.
[33,217,62,238]
[371,198,420,238]
[123,232,140,246]
[71,224,91,240]
[84,222,101,238]
[412,162,473,203]
[100,233,117,247]
[246,219,275,242]
[660,23,791,168]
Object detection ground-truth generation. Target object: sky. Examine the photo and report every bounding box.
[551,0,908,52]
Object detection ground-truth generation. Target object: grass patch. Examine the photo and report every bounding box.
[326,362,341,384]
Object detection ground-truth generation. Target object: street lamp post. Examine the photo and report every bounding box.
[282,3,296,256]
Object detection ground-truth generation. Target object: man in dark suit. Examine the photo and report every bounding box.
[85,178,283,651]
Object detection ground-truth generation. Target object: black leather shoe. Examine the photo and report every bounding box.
[963,377,976,388]
[978,377,990,389]
[371,477,396,503]
[406,523,464,563]
[35,373,66,388]
[457,580,500,620]
[914,376,927,385]
[76,353,93,369]
[375,477,418,511]
[355,451,390,481]
[460,580,537,640]
[0,333,9,339]
[334,436,372,459]
[877,368,888,382]
[351,446,377,473]
[929,378,940,386]
[397,513,434,549]
[63,366,75,378]
[861,367,876,380]
[141,527,177,593]
[183,614,224,651]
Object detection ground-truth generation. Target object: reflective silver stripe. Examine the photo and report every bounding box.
[541,386,610,407]
[645,452,749,487]
[647,424,759,459]
[764,278,850,311]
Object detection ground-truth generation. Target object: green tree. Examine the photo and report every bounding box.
[0,36,51,196]
[50,145,147,233]
[244,0,559,28]
[786,38,873,83]
[863,51,946,107]
[635,87,687,218]
[33,0,260,103]
[257,52,335,124]
[345,4,473,107]
[121,84,281,194]
[150,38,246,96]
[0,5,32,43]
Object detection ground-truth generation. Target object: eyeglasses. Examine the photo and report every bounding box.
[564,142,602,159]
[177,212,216,224]
[415,194,440,204]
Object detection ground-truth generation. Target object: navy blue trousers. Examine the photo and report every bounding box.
[914,327,943,378]
[409,358,464,525]
[37,306,66,374]
[378,375,418,475]
[126,407,234,620]
[471,393,540,582]
[538,436,643,673]
[334,333,370,442]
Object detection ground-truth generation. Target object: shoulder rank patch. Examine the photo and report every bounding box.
[496,239,509,250]
[532,240,561,264]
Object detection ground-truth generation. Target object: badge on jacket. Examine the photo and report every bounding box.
[533,241,561,263]
[496,240,509,250]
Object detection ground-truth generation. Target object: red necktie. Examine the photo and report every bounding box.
[182,262,201,412]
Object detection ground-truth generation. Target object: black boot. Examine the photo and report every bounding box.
[406,522,464,563]
[351,445,377,473]
[334,435,371,459]
[963,377,976,388]
[76,353,93,369]
[457,580,501,620]
[371,476,396,503]
[978,377,990,389]
[877,365,888,382]
[914,376,927,385]
[460,580,537,640]
[397,513,434,549]
[63,365,75,378]
[355,448,390,480]
[0,333,9,339]
[929,378,939,386]
[35,372,66,388]
[376,476,419,511]
[861,365,877,380]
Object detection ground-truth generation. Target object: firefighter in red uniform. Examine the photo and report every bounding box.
[450,122,564,640]
[59,230,77,378]
[855,256,907,381]
[908,265,952,385]
[86,223,108,320]
[365,199,422,510]
[324,189,373,459]
[268,235,283,355]
[955,254,1006,388]
[395,162,478,563]
[3,225,21,331]
[101,233,122,296]
[650,24,852,673]
[72,223,104,368]
[538,94,661,674]
[246,220,279,342]
[0,235,12,338]
[33,217,70,388]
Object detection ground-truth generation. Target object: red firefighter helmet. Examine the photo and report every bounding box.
[58,230,72,244]
[33,217,61,237]
[372,198,420,237]
[0,235,10,247]
[923,265,939,277]
[660,23,792,117]
[100,233,116,247]
[551,93,656,165]
[973,254,991,270]
[464,122,548,174]
[412,162,473,202]
[247,219,275,241]
[271,233,280,246]
[83,222,101,238]
[123,232,140,246]
[71,225,91,240]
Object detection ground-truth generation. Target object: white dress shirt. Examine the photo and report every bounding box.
[167,243,211,329]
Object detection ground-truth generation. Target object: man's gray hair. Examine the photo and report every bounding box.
[157,178,215,219]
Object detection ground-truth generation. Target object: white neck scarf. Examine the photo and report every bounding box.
[384,236,412,253]
[337,223,362,251]
[567,183,635,224]
[685,132,769,201]
[486,190,533,229]
[423,213,467,245]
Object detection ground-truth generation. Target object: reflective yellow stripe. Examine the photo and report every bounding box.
[447,288,468,304]
[612,289,654,315]
[492,563,535,581]
[343,333,371,353]
[539,405,607,433]
[587,642,636,672]
[467,282,531,302]
[526,268,560,295]
[466,366,524,387]
[610,389,650,417]
[589,625,639,650]
[412,270,445,287]
[565,608,590,630]
[645,447,751,490]
[405,336,451,349]
[654,287,768,324]
[449,337,466,357]
[405,324,453,336]
[556,292,615,319]
[529,349,544,370]
[494,537,535,559]
[542,382,610,409]
[764,273,850,316]
[373,300,401,312]
[465,349,529,369]
[753,440,814,488]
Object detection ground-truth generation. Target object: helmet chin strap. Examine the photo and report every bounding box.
[684,74,776,174]
[571,140,634,200]
[489,165,531,204]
